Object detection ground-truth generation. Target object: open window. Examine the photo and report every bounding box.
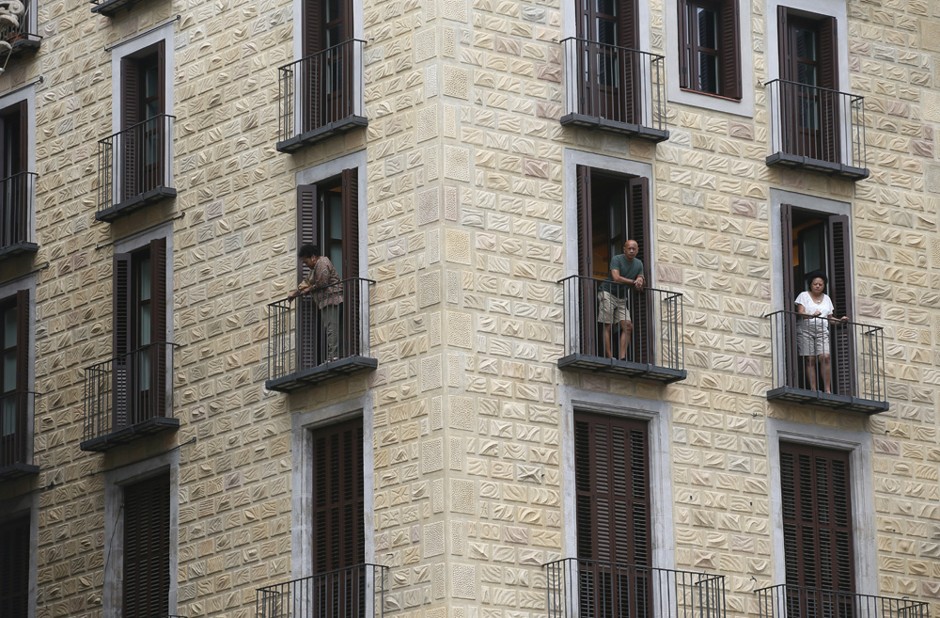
[677,0,740,99]
[0,101,36,256]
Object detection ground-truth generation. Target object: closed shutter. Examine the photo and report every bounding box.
[0,514,29,617]
[121,56,140,201]
[113,252,132,429]
[297,185,319,369]
[718,0,741,99]
[14,290,28,460]
[312,418,364,617]
[123,474,171,618]
[628,177,651,363]
[677,0,691,89]
[341,168,359,356]
[780,442,854,595]
[575,412,651,618]
[780,204,800,388]
[149,238,168,417]
[618,0,639,124]
[575,166,596,356]
[817,17,838,161]
[827,215,854,395]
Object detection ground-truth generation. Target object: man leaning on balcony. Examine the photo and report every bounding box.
[599,239,645,361]
[289,244,343,362]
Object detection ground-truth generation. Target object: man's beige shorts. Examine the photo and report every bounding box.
[598,290,631,323]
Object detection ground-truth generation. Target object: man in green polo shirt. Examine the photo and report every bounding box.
[598,239,645,360]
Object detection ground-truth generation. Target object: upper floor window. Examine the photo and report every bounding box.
[0,289,33,479]
[677,0,740,99]
[0,99,36,257]
[0,512,29,615]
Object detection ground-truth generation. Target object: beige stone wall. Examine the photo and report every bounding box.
[0,0,936,615]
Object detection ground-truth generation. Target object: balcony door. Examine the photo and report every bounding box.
[0,291,27,469]
[781,205,853,393]
[0,513,29,617]
[121,42,165,201]
[575,0,639,123]
[0,102,27,249]
[114,238,167,428]
[575,412,652,618]
[576,166,650,361]
[312,417,364,615]
[778,8,838,162]
[303,0,352,132]
[297,169,359,367]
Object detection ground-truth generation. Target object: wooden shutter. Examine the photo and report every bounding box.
[677,0,691,89]
[14,290,28,455]
[818,17,838,162]
[575,166,596,356]
[303,0,323,56]
[121,55,140,201]
[618,0,639,124]
[628,177,651,363]
[123,474,171,618]
[780,204,800,389]
[149,238,168,418]
[113,252,132,429]
[312,417,364,571]
[828,214,854,395]
[718,0,741,99]
[0,514,29,616]
[297,185,319,369]
[575,413,651,618]
[780,443,855,595]
[342,168,360,356]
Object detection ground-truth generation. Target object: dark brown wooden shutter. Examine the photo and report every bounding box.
[341,168,360,356]
[121,55,140,200]
[312,417,364,572]
[818,17,838,161]
[149,238,168,417]
[14,290,28,449]
[718,0,741,99]
[777,6,790,78]
[618,0,639,124]
[303,0,323,56]
[297,184,318,279]
[677,0,691,89]
[827,214,854,395]
[780,204,800,388]
[0,514,29,617]
[297,185,319,369]
[123,474,171,618]
[628,177,651,363]
[780,442,855,595]
[113,252,132,429]
[576,166,592,278]
[575,166,596,356]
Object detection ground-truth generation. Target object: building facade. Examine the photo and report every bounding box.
[0,0,937,615]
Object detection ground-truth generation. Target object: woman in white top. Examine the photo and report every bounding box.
[795,273,848,393]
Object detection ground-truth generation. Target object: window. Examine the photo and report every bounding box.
[0,513,29,617]
[113,238,168,427]
[780,442,854,595]
[0,100,35,254]
[574,412,651,617]
[296,169,360,366]
[301,0,354,132]
[123,473,171,618]
[120,41,168,202]
[678,0,740,98]
[781,204,853,393]
[0,290,29,474]
[576,165,651,361]
[778,8,838,162]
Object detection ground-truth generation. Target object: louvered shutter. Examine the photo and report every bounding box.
[113,253,132,430]
[302,0,323,133]
[628,177,651,363]
[341,168,359,356]
[780,205,800,388]
[818,17,838,162]
[153,41,167,192]
[677,0,691,89]
[312,418,365,617]
[0,514,29,616]
[718,0,741,99]
[121,56,140,201]
[777,7,800,156]
[123,474,171,618]
[297,185,319,369]
[575,166,596,356]
[575,413,651,618]
[149,238,168,418]
[618,0,639,124]
[827,214,854,396]
[780,443,855,599]
[14,290,28,461]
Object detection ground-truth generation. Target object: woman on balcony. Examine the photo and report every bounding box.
[795,272,848,393]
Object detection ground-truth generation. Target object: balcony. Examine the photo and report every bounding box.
[276,40,367,153]
[96,114,176,222]
[756,584,929,618]
[765,310,888,414]
[0,390,37,480]
[266,278,377,392]
[0,171,38,258]
[256,564,389,618]
[765,79,868,180]
[558,275,686,383]
[90,0,153,17]
[81,342,178,452]
[544,558,726,618]
[0,1,40,59]
[560,37,668,141]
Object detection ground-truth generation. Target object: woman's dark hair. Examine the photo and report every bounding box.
[298,244,321,258]
[806,271,828,286]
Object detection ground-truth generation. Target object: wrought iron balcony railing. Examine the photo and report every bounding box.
[560,37,668,141]
[266,277,377,392]
[276,39,367,153]
[0,0,40,57]
[96,114,176,222]
[766,310,887,414]
[0,171,38,258]
[545,558,726,618]
[91,0,154,17]
[765,79,868,179]
[756,584,930,618]
[81,341,178,452]
[558,275,685,382]
[0,389,37,480]
[256,564,389,618]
